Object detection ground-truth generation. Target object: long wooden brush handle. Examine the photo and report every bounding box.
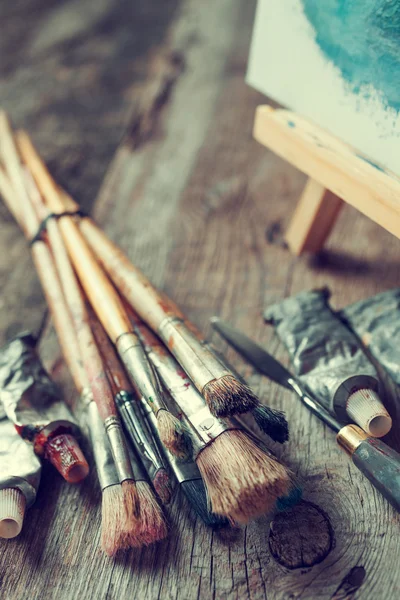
[17,131,134,343]
[0,166,24,230]
[88,306,133,396]
[60,191,182,329]
[0,164,87,394]
[21,169,135,483]
[26,174,117,420]
[0,114,38,238]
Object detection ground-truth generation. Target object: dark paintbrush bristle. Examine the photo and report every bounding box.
[252,405,289,444]
[157,410,191,459]
[180,479,229,528]
[153,468,173,505]
[203,374,259,417]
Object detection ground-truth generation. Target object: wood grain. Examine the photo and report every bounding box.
[1,0,400,599]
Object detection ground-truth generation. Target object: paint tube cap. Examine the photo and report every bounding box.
[45,434,89,483]
[346,389,392,438]
[0,488,26,539]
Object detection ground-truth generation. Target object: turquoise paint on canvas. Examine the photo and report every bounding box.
[301,0,400,112]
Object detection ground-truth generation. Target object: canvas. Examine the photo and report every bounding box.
[247,0,400,176]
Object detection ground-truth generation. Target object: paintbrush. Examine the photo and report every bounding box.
[17,131,187,460]
[59,191,288,439]
[19,158,282,425]
[24,168,167,549]
[0,146,145,554]
[88,306,173,506]
[175,318,288,443]
[0,113,89,485]
[22,171,144,534]
[0,145,127,554]
[141,399,229,528]
[87,306,226,527]
[211,317,400,512]
[130,311,293,523]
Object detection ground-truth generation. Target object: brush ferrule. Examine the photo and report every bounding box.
[116,391,167,478]
[86,401,119,491]
[158,317,230,390]
[188,407,235,450]
[144,346,205,416]
[104,415,135,483]
[116,332,167,414]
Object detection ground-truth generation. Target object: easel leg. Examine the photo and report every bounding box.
[285,178,343,255]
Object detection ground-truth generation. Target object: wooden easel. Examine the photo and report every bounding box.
[253,105,400,255]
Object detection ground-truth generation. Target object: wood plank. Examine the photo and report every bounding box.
[1,0,400,599]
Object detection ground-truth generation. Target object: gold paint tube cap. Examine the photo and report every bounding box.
[346,389,392,438]
[0,488,26,539]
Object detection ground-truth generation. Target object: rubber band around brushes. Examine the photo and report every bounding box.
[29,210,88,246]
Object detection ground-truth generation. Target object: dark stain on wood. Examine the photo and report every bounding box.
[265,220,287,247]
[331,566,366,599]
[268,501,334,570]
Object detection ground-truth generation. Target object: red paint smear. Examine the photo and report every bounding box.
[45,434,89,483]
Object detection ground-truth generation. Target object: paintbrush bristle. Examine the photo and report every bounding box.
[153,468,173,505]
[101,484,127,556]
[157,410,190,458]
[196,430,291,523]
[180,479,229,528]
[252,404,289,443]
[122,479,140,523]
[132,481,168,546]
[203,375,259,417]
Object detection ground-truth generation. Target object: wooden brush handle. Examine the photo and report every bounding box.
[0,120,87,394]
[0,166,25,231]
[31,244,88,395]
[30,191,117,419]
[88,306,133,396]
[74,217,177,329]
[17,131,134,343]
[126,304,168,357]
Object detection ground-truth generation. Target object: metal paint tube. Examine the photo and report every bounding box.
[115,391,168,484]
[341,288,400,386]
[0,334,79,455]
[116,333,170,416]
[0,417,42,537]
[158,317,231,392]
[264,289,385,426]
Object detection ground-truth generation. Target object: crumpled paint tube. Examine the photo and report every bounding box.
[340,288,400,387]
[0,333,89,483]
[0,416,42,539]
[265,289,392,437]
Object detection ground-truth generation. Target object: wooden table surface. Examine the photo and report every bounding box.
[1,1,400,599]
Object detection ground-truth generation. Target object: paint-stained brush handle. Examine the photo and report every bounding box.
[16,131,133,343]
[338,425,400,512]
